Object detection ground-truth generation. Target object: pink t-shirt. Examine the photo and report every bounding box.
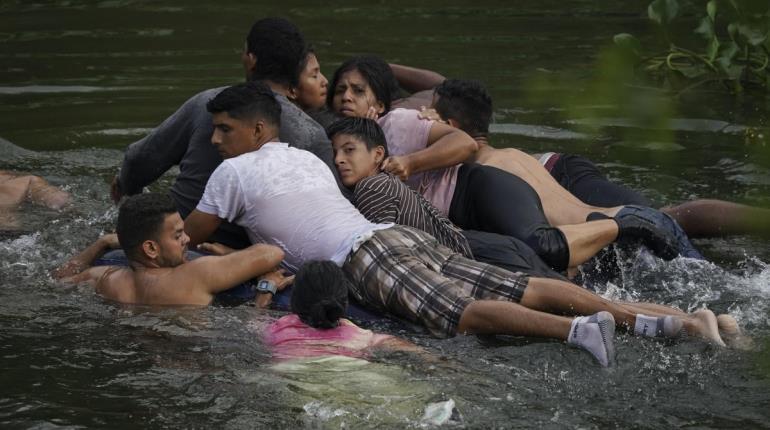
[378,108,460,216]
[263,314,393,360]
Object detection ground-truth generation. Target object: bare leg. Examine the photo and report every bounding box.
[456,300,571,339]
[662,199,770,238]
[558,219,618,267]
[473,146,622,225]
[520,278,725,345]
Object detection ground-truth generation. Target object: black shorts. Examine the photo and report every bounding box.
[547,154,651,207]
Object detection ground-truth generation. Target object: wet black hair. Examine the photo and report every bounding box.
[326,55,399,114]
[116,193,178,261]
[206,81,281,127]
[245,17,306,87]
[290,260,350,329]
[433,78,493,137]
[325,117,389,158]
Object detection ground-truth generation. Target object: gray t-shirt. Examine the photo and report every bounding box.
[118,86,348,248]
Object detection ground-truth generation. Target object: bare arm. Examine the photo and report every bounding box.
[389,63,446,93]
[52,234,120,281]
[182,243,286,295]
[184,209,222,247]
[382,121,478,180]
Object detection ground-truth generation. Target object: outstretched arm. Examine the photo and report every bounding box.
[52,234,120,282]
[382,121,478,180]
[389,63,446,93]
[182,243,286,295]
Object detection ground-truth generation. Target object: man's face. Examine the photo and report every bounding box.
[331,133,384,187]
[211,112,257,159]
[155,213,189,267]
[241,41,255,81]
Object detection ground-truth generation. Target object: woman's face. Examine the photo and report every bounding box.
[331,69,384,118]
[290,53,328,111]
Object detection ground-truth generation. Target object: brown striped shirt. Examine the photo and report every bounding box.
[353,173,473,258]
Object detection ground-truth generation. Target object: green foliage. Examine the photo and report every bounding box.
[616,0,770,94]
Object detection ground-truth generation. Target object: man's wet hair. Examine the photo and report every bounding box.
[206,81,281,127]
[327,55,400,114]
[325,117,389,158]
[290,260,350,329]
[116,193,178,261]
[245,17,306,87]
[434,78,493,137]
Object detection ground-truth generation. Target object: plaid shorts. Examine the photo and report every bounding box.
[342,225,529,338]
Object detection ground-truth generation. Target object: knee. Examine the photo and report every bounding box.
[524,227,569,272]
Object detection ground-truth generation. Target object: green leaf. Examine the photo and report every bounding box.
[737,23,768,46]
[707,36,720,62]
[648,0,679,25]
[728,23,738,42]
[716,41,740,73]
[695,16,715,40]
[613,33,643,57]
[707,0,717,21]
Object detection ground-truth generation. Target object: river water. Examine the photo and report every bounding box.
[2,1,770,428]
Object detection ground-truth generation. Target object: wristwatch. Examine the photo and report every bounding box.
[256,279,277,295]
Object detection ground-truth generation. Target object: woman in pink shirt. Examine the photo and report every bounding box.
[264,260,422,360]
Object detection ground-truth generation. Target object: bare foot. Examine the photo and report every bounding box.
[717,314,754,351]
[683,310,725,346]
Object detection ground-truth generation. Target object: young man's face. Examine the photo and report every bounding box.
[211,112,257,159]
[155,212,189,267]
[331,134,384,187]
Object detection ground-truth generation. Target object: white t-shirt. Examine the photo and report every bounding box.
[197,142,387,272]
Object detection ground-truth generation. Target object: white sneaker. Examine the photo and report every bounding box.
[567,311,616,367]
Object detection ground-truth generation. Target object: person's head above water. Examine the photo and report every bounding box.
[432,78,493,138]
[116,193,188,267]
[326,117,388,188]
[288,49,328,111]
[290,260,350,329]
[327,55,399,118]
[241,17,307,88]
[206,81,282,159]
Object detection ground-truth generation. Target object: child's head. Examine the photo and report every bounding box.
[290,260,350,329]
[327,117,388,188]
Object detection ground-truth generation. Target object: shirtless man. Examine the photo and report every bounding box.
[53,193,291,307]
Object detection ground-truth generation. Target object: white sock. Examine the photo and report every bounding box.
[634,314,683,338]
[567,311,615,367]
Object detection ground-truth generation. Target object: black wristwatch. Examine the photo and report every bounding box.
[256,279,277,295]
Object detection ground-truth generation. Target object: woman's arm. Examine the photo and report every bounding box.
[382,121,478,180]
[389,63,446,93]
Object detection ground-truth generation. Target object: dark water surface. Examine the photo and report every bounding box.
[2,1,770,428]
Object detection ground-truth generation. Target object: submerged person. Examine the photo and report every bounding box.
[325,55,686,272]
[183,82,729,367]
[0,170,71,233]
[327,116,565,280]
[53,193,291,307]
[264,260,423,360]
[110,17,346,250]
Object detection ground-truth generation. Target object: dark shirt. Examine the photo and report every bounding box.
[353,173,473,257]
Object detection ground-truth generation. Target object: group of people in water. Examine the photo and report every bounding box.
[18,17,762,365]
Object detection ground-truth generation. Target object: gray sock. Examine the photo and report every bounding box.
[634,314,683,338]
[567,311,616,367]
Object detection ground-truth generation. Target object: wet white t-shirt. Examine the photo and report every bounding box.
[197,142,387,272]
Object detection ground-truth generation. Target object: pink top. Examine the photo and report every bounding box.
[263,314,393,360]
[378,108,460,216]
